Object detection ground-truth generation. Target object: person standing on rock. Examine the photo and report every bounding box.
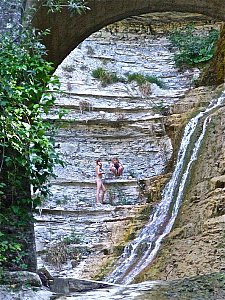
[95,159,106,204]
[110,157,124,177]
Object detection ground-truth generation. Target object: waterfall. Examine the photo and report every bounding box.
[106,92,225,285]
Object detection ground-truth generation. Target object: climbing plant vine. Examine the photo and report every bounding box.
[0,26,63,272]
[0,0,90,275]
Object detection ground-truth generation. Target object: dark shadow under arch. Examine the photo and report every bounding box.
[31,0,224,67]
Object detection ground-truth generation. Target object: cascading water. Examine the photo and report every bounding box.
[106,92,225,285]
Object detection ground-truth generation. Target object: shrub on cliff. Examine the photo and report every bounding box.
[0,0,89,276]
[169,24,219,68]
[0,27,63,274]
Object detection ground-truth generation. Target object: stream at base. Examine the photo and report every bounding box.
[56,272,225,300]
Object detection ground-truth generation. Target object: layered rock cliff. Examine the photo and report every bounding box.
[34,13,225,283]
[1,3,225,294]
[135,84,225,282]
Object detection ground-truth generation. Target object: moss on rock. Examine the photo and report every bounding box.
[199,23,225,86]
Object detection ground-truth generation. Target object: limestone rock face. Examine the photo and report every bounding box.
[35,204,150,279]
[134,86,225,282]
[35,14,220,281]
[46,15,201,209]
[200,23,225,86]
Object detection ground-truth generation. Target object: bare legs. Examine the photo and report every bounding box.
[96,179,106,203]
[110,165,123,177]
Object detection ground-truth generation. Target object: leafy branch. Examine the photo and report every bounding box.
[169,24,219,68]
[44,0,90,14]
[0,26,64,271]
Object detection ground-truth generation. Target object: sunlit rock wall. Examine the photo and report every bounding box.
[134,85,225,282]
[46,16,200,208]
[35,14,218,280]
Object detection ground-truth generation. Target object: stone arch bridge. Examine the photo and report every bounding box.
[31,1,223,277]
[30,0,224,67]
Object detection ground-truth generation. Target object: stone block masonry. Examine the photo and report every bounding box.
[31,0,225,66]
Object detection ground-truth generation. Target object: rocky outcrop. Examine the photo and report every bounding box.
[55,272,225,300]
[35,15,193,278]
[34,15,222,282]
[134,85,225,282]
[199,23,225,86]
[0,271,53,300]
[35,205,149,279]
[47,19,193,208]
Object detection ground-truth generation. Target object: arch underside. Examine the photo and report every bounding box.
[32,0,224,68]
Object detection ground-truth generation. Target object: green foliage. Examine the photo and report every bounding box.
[45,0,90,14]
[0,28,63,200]
[127,73,165,88]
[91,67,165,88]
[107,184,130,205]
[63,231,81,245]
[0,27,63,270]
[169,25,219,68]
[62,64,76,73]
[0,233,27,271]
[92,67,123,87]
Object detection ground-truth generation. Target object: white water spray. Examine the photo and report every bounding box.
[106,92,225,285]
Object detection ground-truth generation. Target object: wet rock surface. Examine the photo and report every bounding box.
[135,87,225,282]
[1,271,225,299]
[55,272,225,300]
[34,13,202,281]
[35,204,148,280]
[34,13,223,284]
